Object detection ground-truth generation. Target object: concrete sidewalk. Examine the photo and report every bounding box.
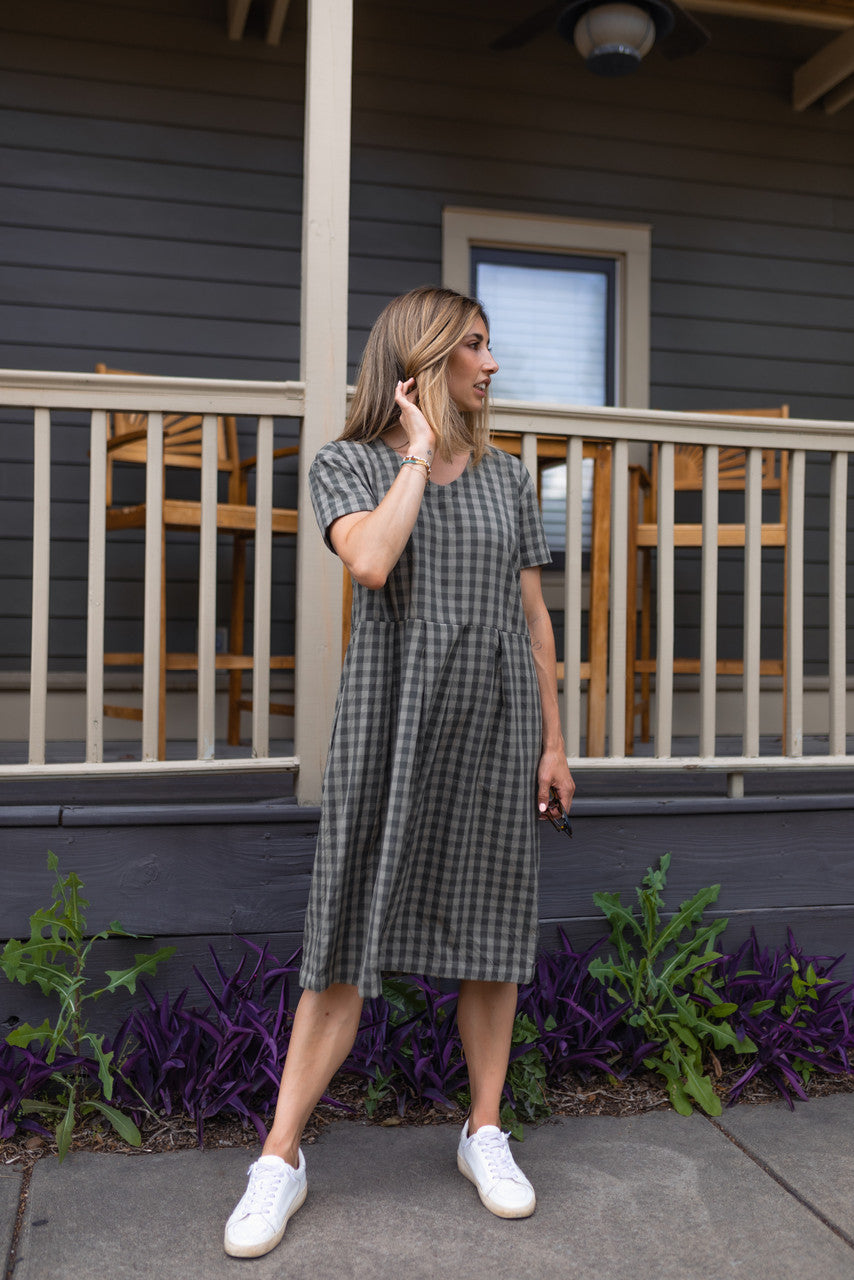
[4,1095,854,1280]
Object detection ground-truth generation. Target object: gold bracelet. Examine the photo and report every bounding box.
[401,455,431,481]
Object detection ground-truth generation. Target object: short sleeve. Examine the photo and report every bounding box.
[518,464,552,569]
[309,442,377,552]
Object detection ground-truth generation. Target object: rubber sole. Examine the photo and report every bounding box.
[457,1152,536,1219]
[223,1182,308,1258]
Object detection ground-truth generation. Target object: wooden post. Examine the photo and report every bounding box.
[829,451,848,756]
[743,447,762,758]
[785,450,806,757]
[654,442,674,756]
[294,0,353,805]
[608,439,628,758]
[699,445,719,757]
[197,414,218,760]
[252,416,274,759]
[587,443,611,756]
[563,436,584,757]
[86,410,108,764]
[142,414,164,761]
[29,410,51,765]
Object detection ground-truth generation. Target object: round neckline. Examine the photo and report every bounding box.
[375,437,472,489]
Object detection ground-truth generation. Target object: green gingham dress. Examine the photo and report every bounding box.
[302,438,551,998]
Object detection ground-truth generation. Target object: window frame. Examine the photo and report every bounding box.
[442,207,651,409]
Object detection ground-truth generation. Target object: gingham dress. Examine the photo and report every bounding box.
[301,438,551,998]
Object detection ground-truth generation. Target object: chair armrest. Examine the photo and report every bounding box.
[240,445,299,471]
[106,426,149,451]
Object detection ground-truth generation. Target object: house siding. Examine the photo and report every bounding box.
[1,0,852,683]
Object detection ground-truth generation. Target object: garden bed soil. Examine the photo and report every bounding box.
[4,1065,854,1170]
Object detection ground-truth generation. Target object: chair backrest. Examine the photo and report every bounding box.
[675,406,789,493]
[95,363,239,476]
[650,406,789,518]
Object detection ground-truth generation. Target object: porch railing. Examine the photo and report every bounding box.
[3,371,306,781]
[1,370,852,799]
[497,399,852,795]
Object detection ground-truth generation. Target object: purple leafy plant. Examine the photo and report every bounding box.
[114,939,303,1143]
[0,1041,88,1140]
[517,932,656,1083]
[342,976,467,1116]
[708,931,854,1108]
[7,929,853,1145]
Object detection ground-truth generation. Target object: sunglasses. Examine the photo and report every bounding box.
[546,786,572,838]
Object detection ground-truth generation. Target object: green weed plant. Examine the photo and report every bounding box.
[589,853,756,1116]
[1,851,174,1159]
[501,1012,552,1138]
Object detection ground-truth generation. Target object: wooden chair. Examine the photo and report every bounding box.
[96,364,298,758]
[625,407,790,754]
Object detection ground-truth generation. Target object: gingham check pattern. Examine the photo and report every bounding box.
[301,440,552,997]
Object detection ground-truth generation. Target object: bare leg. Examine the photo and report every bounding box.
[262,983,363,1166]
[456,980,517,1132]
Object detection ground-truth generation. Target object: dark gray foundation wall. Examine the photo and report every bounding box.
[3,769,854,1038]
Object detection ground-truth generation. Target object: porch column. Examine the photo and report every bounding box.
[294,0,353,804]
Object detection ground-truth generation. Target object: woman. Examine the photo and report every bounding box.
[224,286,575,1258]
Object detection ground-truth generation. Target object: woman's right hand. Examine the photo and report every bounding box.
[393,378,436,459]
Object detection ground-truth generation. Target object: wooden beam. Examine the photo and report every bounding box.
[824,71,854,110]
[266,0,293,44]
[227,0,252,41]
[685,0,854,28]
[793,27,854,109]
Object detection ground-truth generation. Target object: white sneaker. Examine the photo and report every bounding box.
[457,1121,536,1219]
[224,1151,307,1258]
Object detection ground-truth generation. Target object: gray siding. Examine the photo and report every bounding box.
[0,0,852,676]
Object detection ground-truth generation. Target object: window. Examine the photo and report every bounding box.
[470,246,616,407]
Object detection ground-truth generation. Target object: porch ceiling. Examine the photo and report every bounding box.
[689,0,854,112]
[226,0,854,113]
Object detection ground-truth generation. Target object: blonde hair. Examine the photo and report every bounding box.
[340,287,492,464]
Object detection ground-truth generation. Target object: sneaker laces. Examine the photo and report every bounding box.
[472,1129,522,1182]
[241,1160,287,1215]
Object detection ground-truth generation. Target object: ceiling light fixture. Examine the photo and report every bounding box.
[557,0,675,76]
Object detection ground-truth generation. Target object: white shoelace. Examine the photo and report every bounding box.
[471,1129,521,1182]
[241,1162,287,1214]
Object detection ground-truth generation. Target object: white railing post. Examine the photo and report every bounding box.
[252,416,274,759]
[86,409,108,764]
[141,413,164,761]
[699,445,719,757]
[563,435,584,756]
[742,448,763,758]
[829,451,848,755]
[294,0,353,804]
[786,449,806,757]
[521,433,538,481]
[608,439,628,757]
[655,441,675,756]
[28,409,51,765]
[197,413,218,760]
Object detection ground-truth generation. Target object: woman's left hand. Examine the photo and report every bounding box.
[536,747,575,822]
